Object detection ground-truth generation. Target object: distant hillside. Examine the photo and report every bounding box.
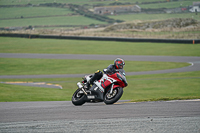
[104,18,199,31]
[0,0,199,40]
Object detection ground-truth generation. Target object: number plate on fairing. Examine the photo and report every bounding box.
[87,95,95,99]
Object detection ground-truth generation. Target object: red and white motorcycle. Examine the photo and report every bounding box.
[72,69,128,106]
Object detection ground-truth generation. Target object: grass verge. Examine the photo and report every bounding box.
[0,37,199,102]
[0,37,200,56]
[0,58,189,75]
[0,71,199,102]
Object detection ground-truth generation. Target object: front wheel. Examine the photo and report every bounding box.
[72,88,86,106]
[104,87,123,105]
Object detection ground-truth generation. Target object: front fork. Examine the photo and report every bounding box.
[109,84,114,94]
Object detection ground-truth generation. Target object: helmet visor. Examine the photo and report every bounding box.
[118,64,124,69]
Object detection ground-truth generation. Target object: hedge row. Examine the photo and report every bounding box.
[0,33,199,44]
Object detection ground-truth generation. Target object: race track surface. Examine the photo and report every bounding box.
[0,53,200,132]
[0,100,200,132]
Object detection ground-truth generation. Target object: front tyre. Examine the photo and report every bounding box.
[72,88,86,106]
[104,87,123,105]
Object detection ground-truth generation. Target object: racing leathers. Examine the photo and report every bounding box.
[103,64,117,74]
[84,64,124,90]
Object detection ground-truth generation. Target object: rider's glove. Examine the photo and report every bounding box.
[104,68,117,74]
[103,69,109,74]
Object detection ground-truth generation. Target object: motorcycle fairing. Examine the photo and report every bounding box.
[106,73,127,88]
[85,84,104,102]
[101,79,112,89]
[113,84,121,89]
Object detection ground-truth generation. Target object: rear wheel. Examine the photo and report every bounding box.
[104,87,123,105]
[72,88,86,106]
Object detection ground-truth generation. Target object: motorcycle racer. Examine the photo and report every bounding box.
[84,58,126,89]
[104,58,125,74]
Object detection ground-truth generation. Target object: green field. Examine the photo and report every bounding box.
[0,0,168,5]
[0,16,107,27]
[0,0,91,5]
[109,13,200,21]
[127,71,200,102]
[0,6,107,27]
[139,1,193,9]
[0,7,73,19]
[0,37,200,102]
[1,37,200,56]
[0,0,198,28]
[0,0,192,6]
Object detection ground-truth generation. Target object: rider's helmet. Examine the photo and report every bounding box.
[114,58,125,69]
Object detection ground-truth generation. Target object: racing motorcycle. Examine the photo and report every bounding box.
[72,69,128,106]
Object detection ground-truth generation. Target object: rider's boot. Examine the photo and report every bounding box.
[84,70,103,90]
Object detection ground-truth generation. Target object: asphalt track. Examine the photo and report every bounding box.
[0,100,200,132]
[0,53,200,132]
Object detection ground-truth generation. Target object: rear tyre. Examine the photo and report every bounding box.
[72,88,86,106]
[104,87,123,105]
